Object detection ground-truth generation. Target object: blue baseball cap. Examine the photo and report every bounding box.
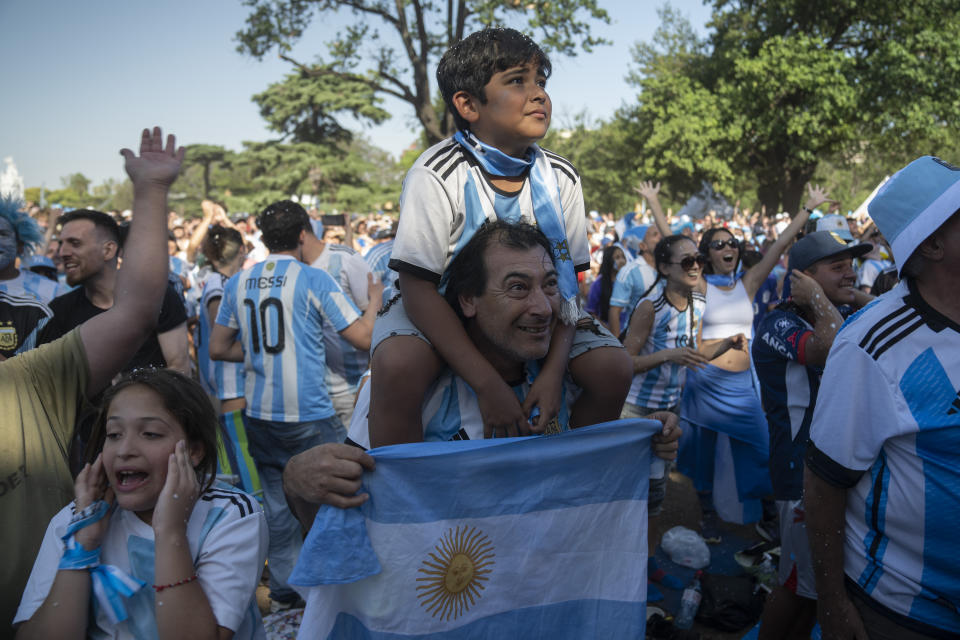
[815,214,853,241]
[868,156,960,272]
[789,230,871,273]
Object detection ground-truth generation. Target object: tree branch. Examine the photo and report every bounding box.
[337,0,400,28]
[279,53,414,103]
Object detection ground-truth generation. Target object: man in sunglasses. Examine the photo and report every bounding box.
[750,231,874,639]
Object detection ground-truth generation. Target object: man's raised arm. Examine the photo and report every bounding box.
[80,127,184,396]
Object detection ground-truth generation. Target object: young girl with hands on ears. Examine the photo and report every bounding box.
[15,369,268,640]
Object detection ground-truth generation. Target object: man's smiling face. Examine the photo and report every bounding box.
[460,241,559,369]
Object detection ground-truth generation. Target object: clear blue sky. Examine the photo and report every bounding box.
[0,0,712,191]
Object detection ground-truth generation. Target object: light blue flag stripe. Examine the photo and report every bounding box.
[365,419,660,525]
[326,599,648,639]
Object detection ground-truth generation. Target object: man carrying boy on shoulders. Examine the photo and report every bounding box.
[369,27,631,448]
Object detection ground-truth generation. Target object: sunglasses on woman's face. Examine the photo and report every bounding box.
[670,254,707,271]
[709,239,739,251]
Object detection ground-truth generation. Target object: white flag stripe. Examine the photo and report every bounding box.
[298,498,647,637]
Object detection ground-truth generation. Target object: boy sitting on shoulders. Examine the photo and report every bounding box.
[369,27,631,447]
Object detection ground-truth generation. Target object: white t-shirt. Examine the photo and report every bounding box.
[389,137,589,284]
[16,484,268,639]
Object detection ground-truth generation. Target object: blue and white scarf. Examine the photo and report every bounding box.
[453,131,579,324]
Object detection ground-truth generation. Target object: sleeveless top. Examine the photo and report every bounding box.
[701,280,754,340]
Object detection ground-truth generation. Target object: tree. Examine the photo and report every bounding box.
[235,0,610,144]
[623,1,960,213]
[253,71,391,145]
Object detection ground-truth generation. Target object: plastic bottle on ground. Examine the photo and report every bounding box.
[674,570,703,630]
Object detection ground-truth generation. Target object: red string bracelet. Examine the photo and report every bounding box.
[153,574,198,593]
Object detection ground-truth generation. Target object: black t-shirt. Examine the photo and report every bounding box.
[38,281,187,372]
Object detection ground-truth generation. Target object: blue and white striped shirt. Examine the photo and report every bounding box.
[364,239,397,305]
[196,271,245,401]
[216,255,361,422]
[626,290,705,410]
[0,269,68,304]
[311,244,372,392]
[808,279,960,635]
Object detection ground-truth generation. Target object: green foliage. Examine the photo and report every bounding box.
[235,0,610,144]
[541,113,637,214]
[622,1,960,214]
[253,71,391,145]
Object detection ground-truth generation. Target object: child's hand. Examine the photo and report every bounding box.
[522,373,563,434]
[73,454,115,550]
[477,376,532,438]
[152,440,200,537]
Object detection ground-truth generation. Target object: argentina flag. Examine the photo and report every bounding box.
[289,419,660,638]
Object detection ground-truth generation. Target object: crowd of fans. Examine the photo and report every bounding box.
[2,25,957,640]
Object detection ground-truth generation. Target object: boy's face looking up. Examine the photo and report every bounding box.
[454,61,551,158]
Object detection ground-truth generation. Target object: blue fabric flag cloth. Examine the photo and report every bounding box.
[58,500,146,624]
[290,420,661,639]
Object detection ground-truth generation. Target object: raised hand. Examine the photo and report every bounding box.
[120,126,185,189]
[634,180,662,202]
[151,440,200,537]
[73,454,115,550]
[803,183,831,212]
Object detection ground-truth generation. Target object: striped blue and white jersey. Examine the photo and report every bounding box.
[17,483,267,639]
[610,259,658,327]
[626,290,705,410]
[389,137,589,284]
[311,244,371,393]
[0,269,68,303]
[347,359,577,449]
[364,239,397,304]
[196,271,245,401]
[216,255,361,422]
[807,279,960,635]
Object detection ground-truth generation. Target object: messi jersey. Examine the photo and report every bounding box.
[626,290,705,410]
[196,271,245,401]
[216,255,361,422]
[807,280,960,635]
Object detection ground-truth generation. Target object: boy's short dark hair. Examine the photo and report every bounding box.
[58,209,121,246]
[444,220,554,321]
[258,200,310,252]
[437,27,551,133]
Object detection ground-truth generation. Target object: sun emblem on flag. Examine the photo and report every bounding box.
[554,239,571,263]
[416,525,495,621]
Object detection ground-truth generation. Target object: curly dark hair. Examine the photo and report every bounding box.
[257,200,310,252]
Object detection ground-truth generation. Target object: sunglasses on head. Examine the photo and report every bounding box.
[670,254,707,270]
[708,239,739,251]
